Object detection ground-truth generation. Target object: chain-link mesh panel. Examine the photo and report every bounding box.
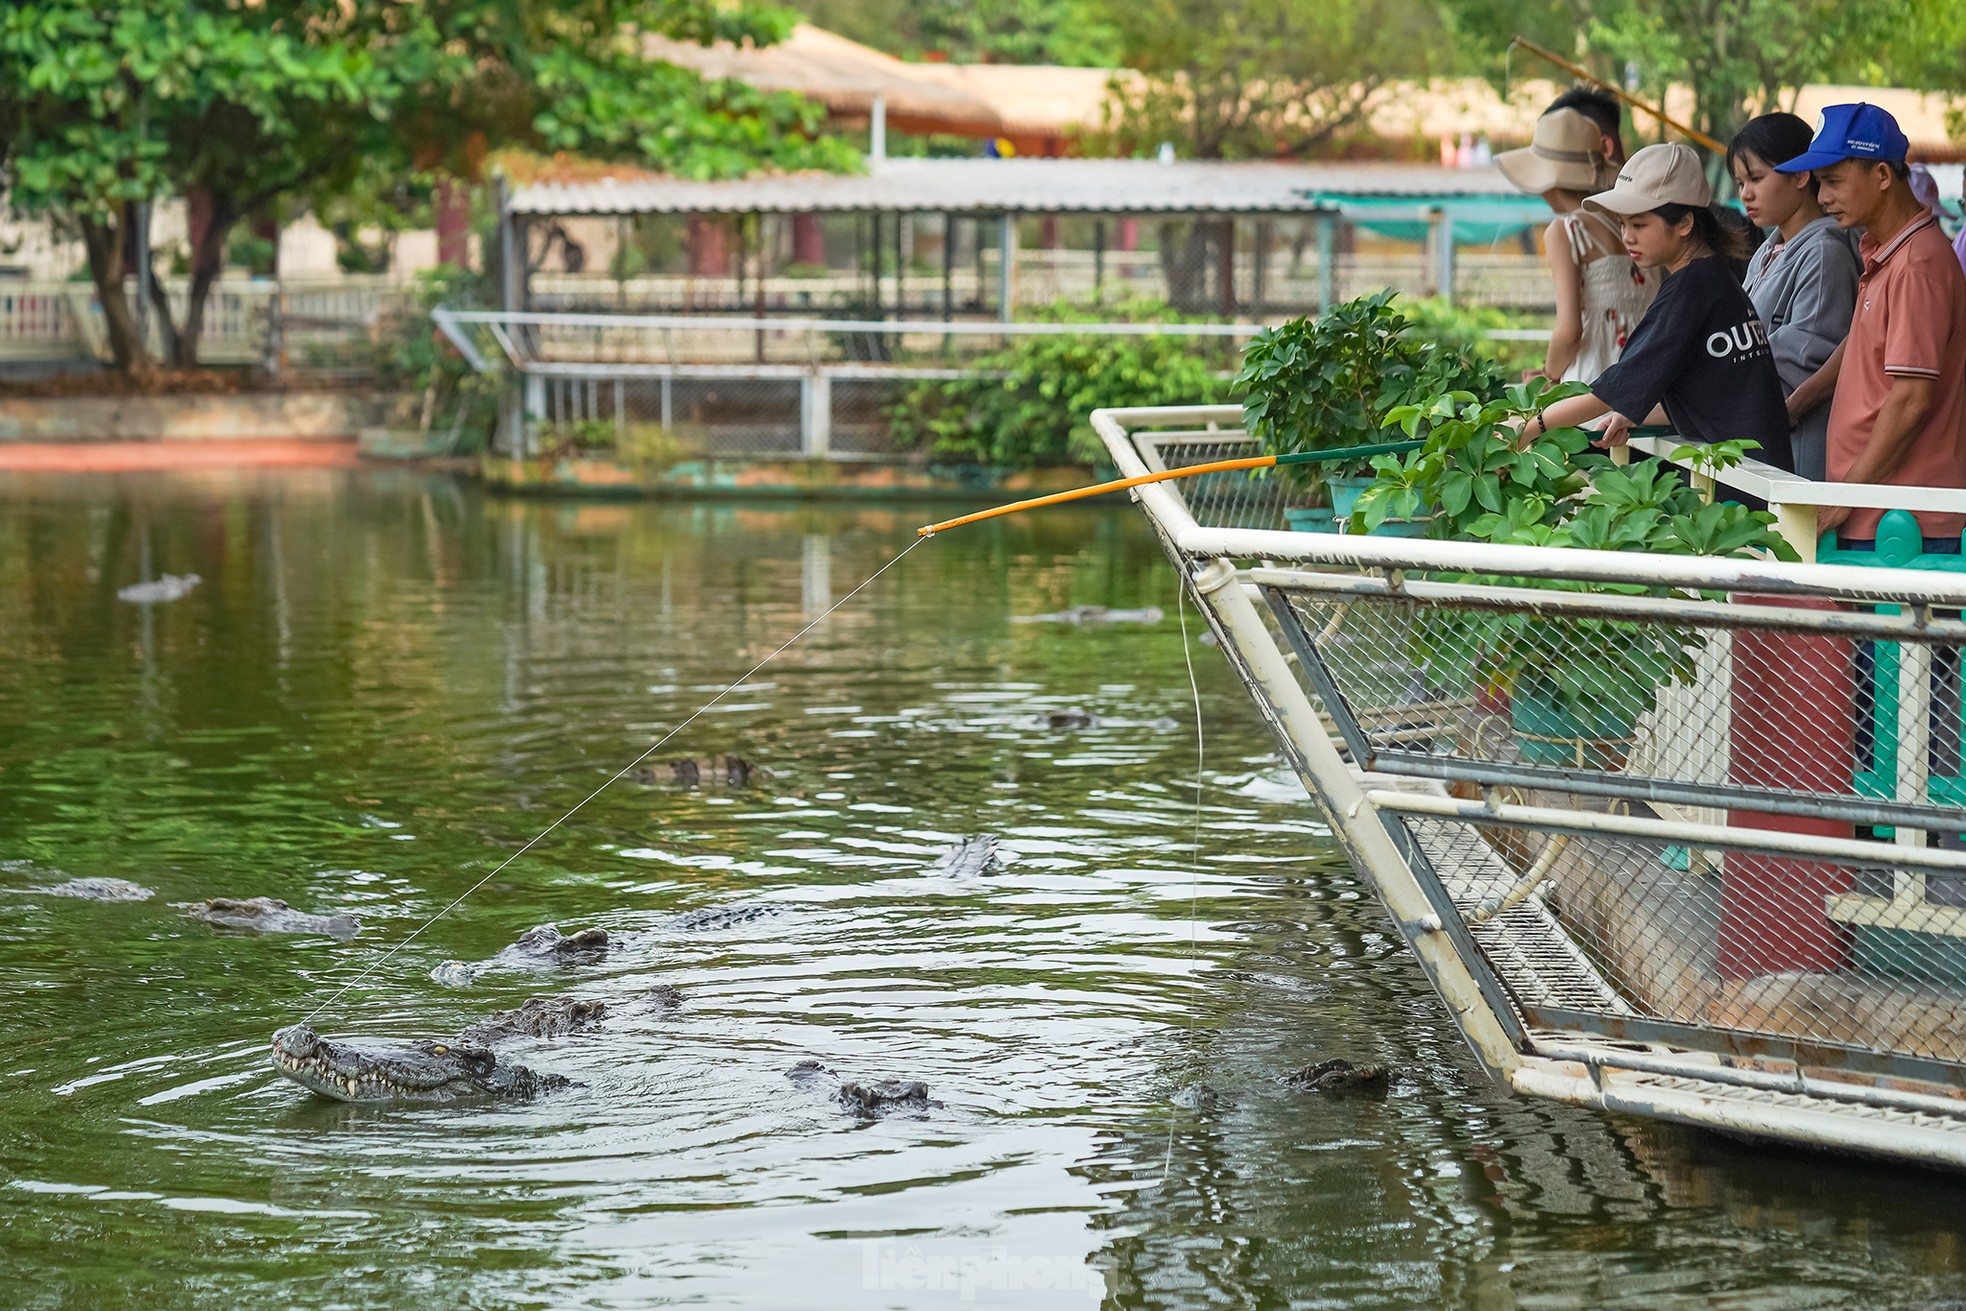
[1139,433,1289,531]
[827,378,901,456]
[1273,586,1966,826]
[532,376,803,458]
[1405,815,1966,1069]
[1261,575,1966,1077]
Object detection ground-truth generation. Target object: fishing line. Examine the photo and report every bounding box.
[1159,567,1210,1189]
[301,532,933,1023]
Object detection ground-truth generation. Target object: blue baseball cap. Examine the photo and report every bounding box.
[1775,103,1910,173]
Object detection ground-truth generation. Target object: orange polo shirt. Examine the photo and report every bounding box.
[1826,213,1966,540]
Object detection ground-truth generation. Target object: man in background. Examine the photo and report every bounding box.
[1778,103,1966,549]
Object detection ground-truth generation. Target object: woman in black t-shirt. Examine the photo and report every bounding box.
[1517,144,1796,473]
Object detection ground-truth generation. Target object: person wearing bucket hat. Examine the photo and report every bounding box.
[1773,103,1966,543]
[1513,143,1795,475]
[1498,108,1656,389]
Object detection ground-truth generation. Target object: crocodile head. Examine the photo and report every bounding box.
[270,1024,566,1104]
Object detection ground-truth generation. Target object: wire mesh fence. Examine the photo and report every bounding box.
[1258,568,1966,1078]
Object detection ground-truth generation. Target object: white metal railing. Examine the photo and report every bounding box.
[0,276,407,364]
[1096,400,1966,1167]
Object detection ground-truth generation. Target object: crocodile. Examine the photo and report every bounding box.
[270,1023,570,1104]
[786,1059,942,1119]
[178,897,361,941]
[271,987,683,1103]
[430,923,610,989]
[1011,605,1164,626]
[1284,1058,1393,1096]
[631,756,768,788]
[453,987,680,1045]
[117,573,202,605]
[32,877,155,902]
[1171,1082,1233,1112]
[924,835,1002,878]
[664,903,788,932]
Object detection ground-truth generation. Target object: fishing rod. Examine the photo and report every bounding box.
[916,438,1422,536]
[1508,35,1723,154]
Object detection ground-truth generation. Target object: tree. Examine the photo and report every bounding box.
[1437,0,1961,150]
[1087,0,1443,161]
[786,0,1122,66]
[0,1,854,379]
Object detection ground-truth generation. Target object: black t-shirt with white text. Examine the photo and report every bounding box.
[1591,254,1796,472]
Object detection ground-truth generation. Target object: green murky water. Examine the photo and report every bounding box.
[3,469,1966,1309]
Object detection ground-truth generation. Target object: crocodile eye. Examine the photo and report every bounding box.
[431,1044,449,1055]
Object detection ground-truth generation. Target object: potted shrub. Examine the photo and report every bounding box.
[1361,382,1798,765]
[1233,291,1501,532]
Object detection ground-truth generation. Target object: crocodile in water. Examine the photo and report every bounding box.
[178,897,361,941]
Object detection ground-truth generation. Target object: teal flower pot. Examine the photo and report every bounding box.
[1509,683,1635,771]
[1283,507,1340,533]
[1327,475,1377,521]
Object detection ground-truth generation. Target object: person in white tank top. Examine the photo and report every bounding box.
[1496,107,1661,386]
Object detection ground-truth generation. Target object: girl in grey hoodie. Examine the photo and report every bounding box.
[1729,113,1862,480]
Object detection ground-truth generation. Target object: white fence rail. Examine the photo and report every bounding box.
[0,276,408,366]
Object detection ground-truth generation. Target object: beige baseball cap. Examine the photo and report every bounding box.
[1495,109,1616,196]
[1583,143,1713,216]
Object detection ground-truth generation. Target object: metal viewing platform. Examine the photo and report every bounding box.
[1098,403,1966,1169]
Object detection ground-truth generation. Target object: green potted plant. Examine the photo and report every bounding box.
[1233,291,1501,532]
[1360,382,1798,765]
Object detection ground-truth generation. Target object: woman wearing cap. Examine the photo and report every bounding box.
[1516,143,1796,474]
[1497,108,1658,387]
[1730,113,1860,480]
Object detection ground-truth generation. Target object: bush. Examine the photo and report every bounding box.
[1234,291,1503,491]
[371,265,500,453]
[885,299,1230,468]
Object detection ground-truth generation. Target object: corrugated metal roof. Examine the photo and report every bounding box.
[508,158,1520,217]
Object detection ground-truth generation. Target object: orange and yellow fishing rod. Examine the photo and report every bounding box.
[916,439,1421,537]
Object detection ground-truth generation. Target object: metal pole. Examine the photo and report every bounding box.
[998,214,1016,323]
[1094,219,1106,301]
[1316,211,1336,311]
[497,176,520,316]
[941,213,955,325]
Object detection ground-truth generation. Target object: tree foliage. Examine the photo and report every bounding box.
[787,0,1121,66]
[0,1,854,377]
[1086,0,1446,160]
[1438,0,1965,147]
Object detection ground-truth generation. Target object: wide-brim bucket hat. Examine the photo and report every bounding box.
[1495,108,1616,195]
[1583,142,1713,217]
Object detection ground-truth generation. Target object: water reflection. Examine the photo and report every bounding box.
[0,469,1964,1309]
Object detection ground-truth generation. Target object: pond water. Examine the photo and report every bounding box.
[3,469,1966,1309]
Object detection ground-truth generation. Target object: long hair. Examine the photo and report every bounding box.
[1651,202,1751,264]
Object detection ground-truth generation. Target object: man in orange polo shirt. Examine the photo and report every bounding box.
[1780,103,1966,549]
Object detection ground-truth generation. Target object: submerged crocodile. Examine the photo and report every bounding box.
[31,877,155,902]
[271,991,677,1104]
[430,923,609,988]
[178,897,360,941]
[1010,605,1164,626]
[786,1059,942,1119]
[117,573,201,605]
[924,835,1001,878]
[665,903,787,932]
[631,756,768,788]
[1284,1058,1393,1096]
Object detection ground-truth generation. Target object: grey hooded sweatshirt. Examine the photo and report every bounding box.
[1742,215,1861,480]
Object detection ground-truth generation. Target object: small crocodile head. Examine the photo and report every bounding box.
[270,1024,510,1103]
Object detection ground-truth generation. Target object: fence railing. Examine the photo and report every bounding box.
[0,276,409,367]
[433,309,1274,461]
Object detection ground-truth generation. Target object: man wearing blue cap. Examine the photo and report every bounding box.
[1778,103,1966,545]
